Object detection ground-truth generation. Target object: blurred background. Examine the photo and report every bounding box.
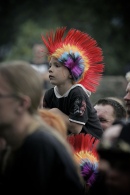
[0,0,129,102]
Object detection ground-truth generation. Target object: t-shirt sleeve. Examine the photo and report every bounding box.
[68,89,89,125]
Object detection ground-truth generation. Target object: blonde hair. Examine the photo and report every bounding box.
[38,108,67,138]
[0,60,43,114]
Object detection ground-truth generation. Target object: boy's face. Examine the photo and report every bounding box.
[48,57,72,86]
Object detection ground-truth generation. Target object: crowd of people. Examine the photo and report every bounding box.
[0,26,130,195]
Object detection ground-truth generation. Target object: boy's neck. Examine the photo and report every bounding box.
[56,83,73,96]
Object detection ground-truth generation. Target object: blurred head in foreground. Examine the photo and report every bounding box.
[38,108,67,138]
[97,120,130,195]
[0,60,43,137]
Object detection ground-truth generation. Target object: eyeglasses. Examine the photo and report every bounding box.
[0,94,19,99]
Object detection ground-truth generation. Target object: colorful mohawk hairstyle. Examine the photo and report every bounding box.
[67,133,99,187]
[41,27,104,92]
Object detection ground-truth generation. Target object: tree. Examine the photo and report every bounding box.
[0,0,130,75]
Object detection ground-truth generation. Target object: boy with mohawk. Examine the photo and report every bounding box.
[42,26,104,139]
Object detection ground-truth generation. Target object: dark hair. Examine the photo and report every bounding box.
[94,98,127,120]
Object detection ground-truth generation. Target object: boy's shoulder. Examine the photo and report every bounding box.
[70,85,89,97]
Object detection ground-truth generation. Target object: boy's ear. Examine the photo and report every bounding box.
[69,74,72,79]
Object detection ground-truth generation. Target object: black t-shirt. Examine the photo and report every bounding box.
[0,128,86,194]
[43,86,103,139]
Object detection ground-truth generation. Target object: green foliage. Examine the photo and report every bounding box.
[4,20,59,62]
[1,0,130,75]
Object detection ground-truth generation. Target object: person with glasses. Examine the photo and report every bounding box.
[0,60,86,195]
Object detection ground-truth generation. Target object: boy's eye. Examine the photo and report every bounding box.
[53,62,62,67]
[49,61,62,68]
[55,64,60,67]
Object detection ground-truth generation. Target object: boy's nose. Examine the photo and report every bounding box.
[49,67,52,72]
